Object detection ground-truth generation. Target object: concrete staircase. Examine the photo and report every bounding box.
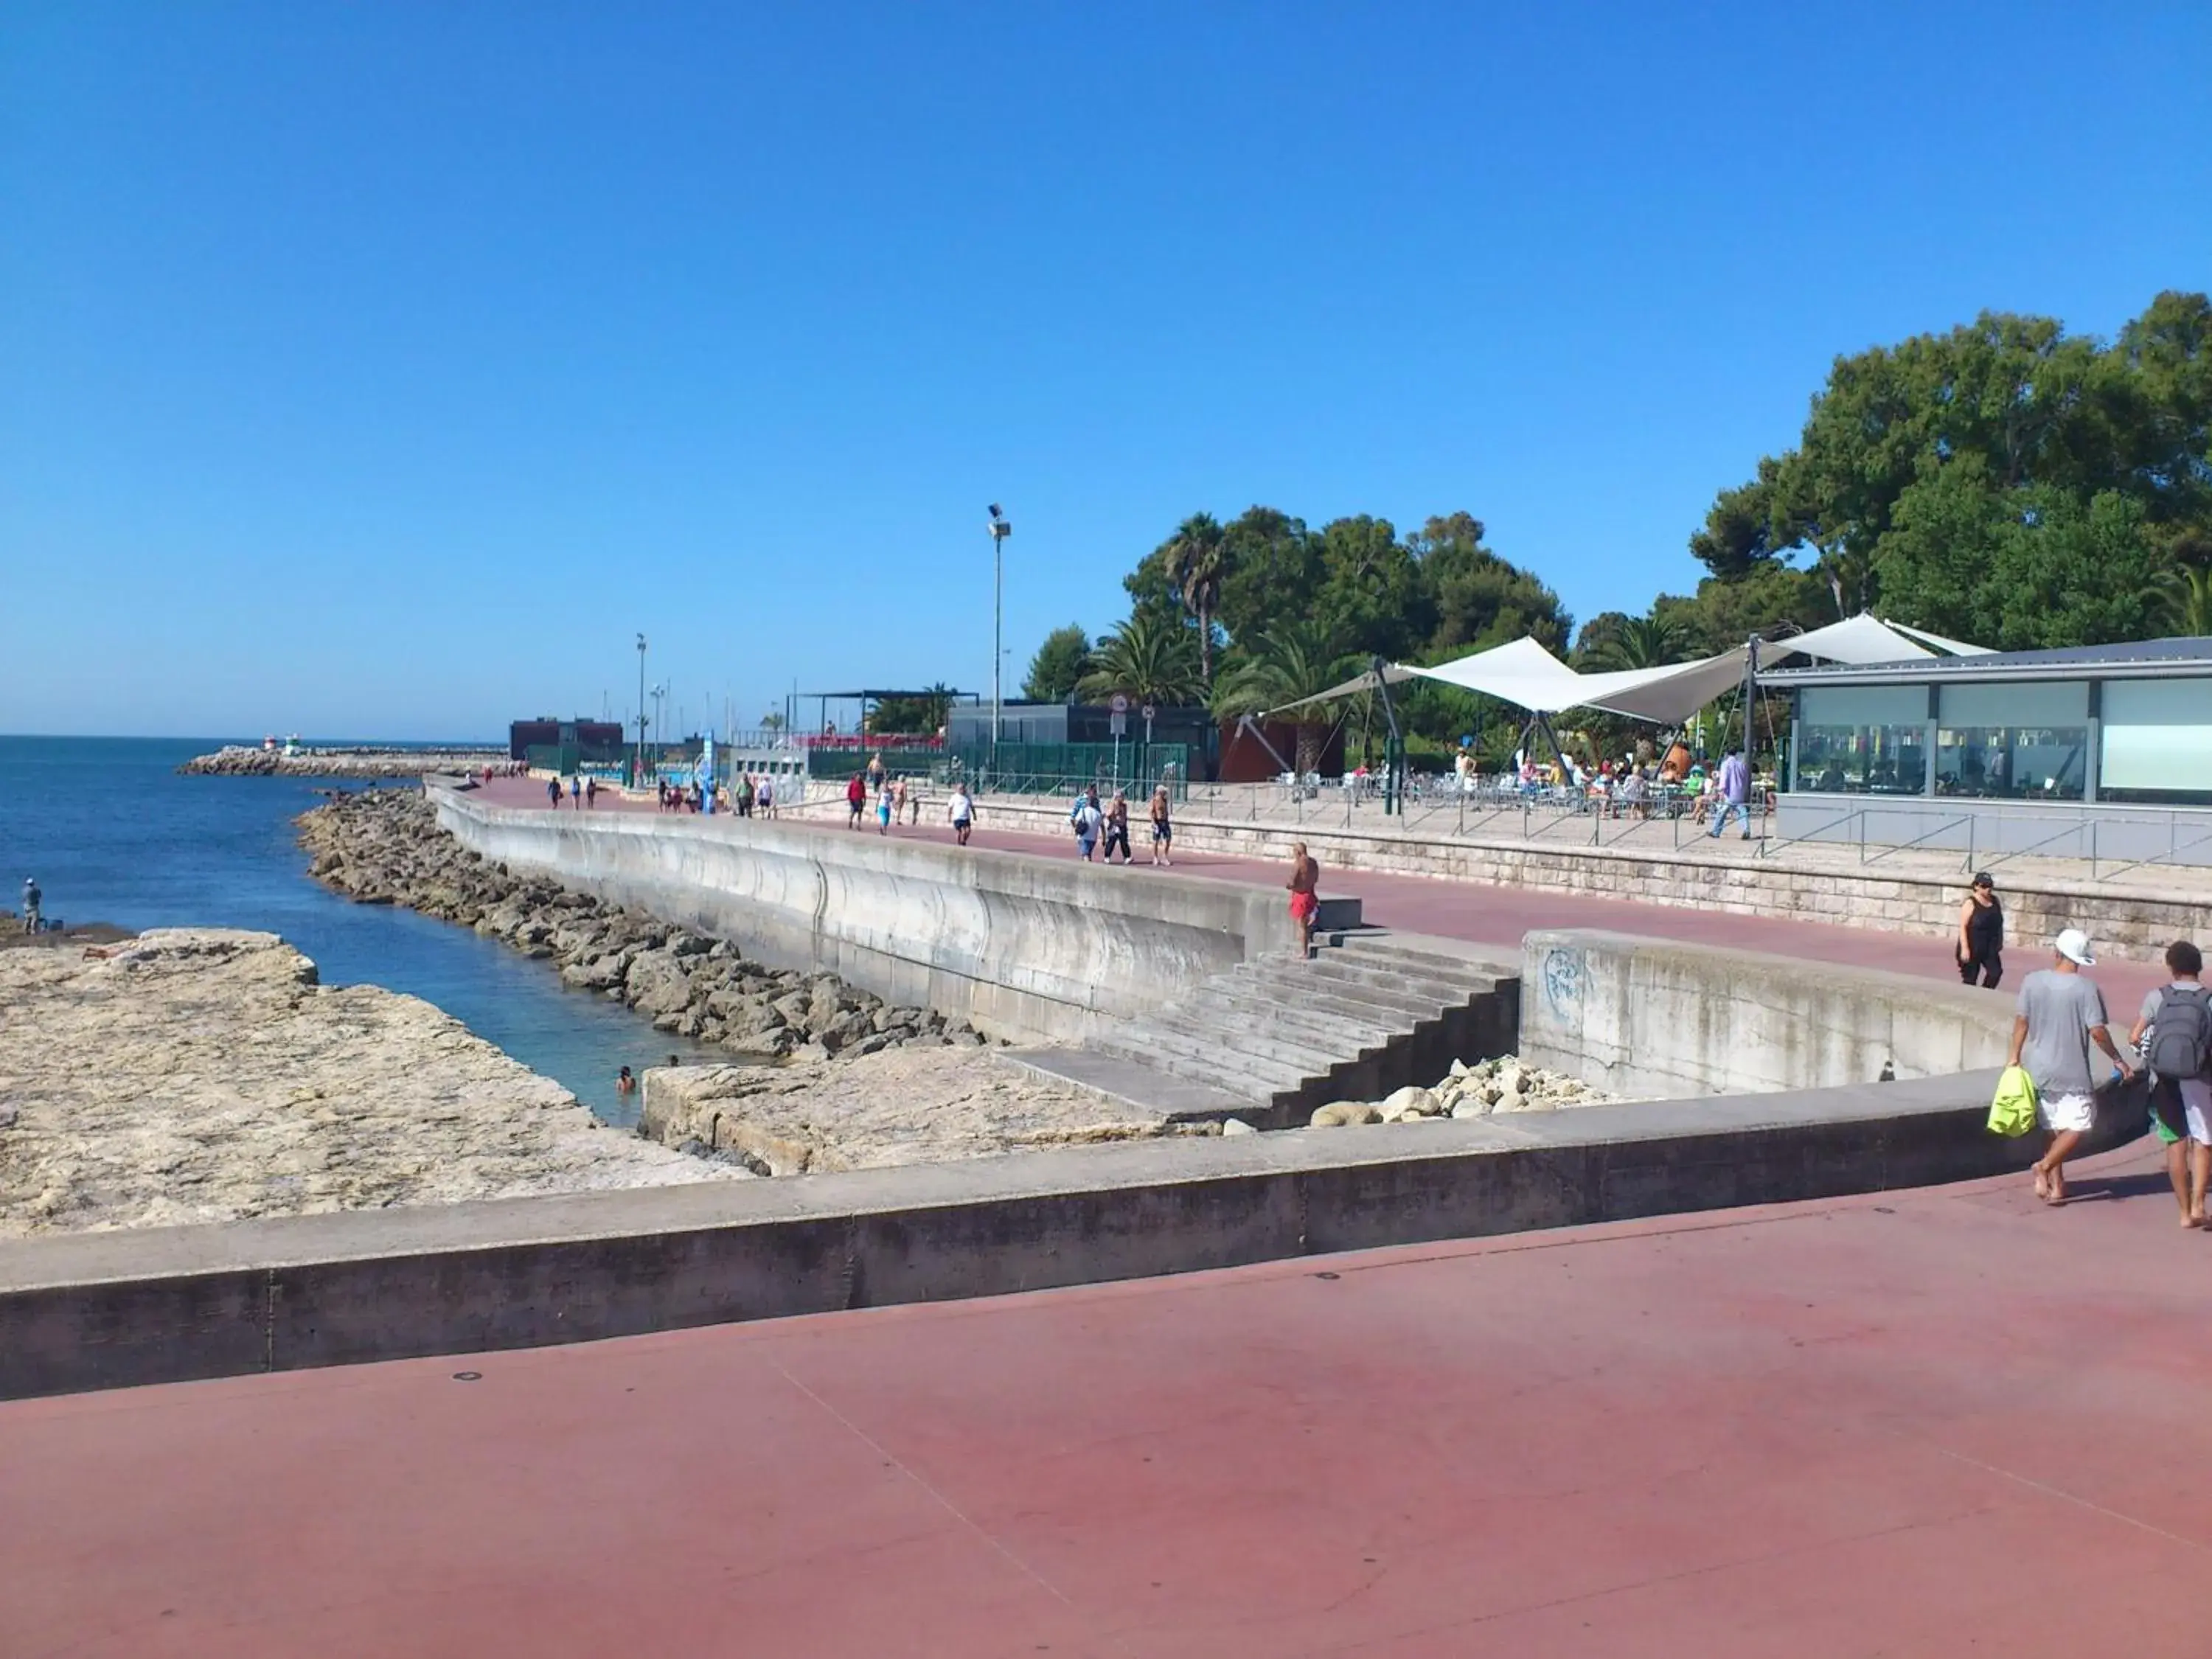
[1006,933,1520,1129]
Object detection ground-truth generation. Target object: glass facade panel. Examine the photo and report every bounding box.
[1934,681,2090,801]
[1793,686,1928,794]
[2099,678,2212,804]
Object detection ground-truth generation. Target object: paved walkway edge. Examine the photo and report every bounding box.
[2,1069,2135,1401]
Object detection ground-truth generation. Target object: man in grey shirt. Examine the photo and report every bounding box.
[2008,927,2134,1204]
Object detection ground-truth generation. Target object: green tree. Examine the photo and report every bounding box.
[1214,507,1322,647]
[1576,612,1690,671]
[1312,515,1430,662]
[1162,512,1232,685]
[1021,624,1093,702]
[1212,622,1356,776]
[1076,613,1203,708]
[2157,563,2212,636]
[867,683,956,736]
[1408,512,1572,655]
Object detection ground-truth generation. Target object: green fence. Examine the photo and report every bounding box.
[944,742,1192,796]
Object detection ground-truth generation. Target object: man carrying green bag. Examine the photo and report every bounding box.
[1988,1065,2038,1138]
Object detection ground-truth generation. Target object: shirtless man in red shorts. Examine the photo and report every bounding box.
[1286,841,1320,959]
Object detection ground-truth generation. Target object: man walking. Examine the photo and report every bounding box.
[1707,746,1753,841]
[947,783,975,846]
[1286,841,1320,958]
[21,877,41,934]
[2129,939,2212,1228]
[1071,787,1104,861]
[546,776,562,809]
[2009,927,2135,1205]
[846,772,866,830]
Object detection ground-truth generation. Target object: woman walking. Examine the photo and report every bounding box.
[1958,872,2004,988]
[876,779,895,835]
[1149,787,1174,867]
[1102,791,1133,864]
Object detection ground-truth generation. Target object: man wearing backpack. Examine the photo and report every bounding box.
[2129,939,2212,1228]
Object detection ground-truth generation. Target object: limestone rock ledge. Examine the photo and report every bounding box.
[0,928,735,1237]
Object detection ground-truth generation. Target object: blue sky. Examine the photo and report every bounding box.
[4,2,2208,739]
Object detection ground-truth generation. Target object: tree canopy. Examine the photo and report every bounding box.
[1686,291,2212,650]
[1021,624,1093,703]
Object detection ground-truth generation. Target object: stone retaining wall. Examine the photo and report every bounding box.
[972,797,2205,964]
[431,786,1301,1043]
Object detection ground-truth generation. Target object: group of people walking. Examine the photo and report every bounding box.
[1065,786,1175,868]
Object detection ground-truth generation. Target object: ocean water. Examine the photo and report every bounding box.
[0,735,731,1125]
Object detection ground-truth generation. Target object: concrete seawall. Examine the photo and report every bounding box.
[1520,928,2016,1098]
[431,786,1304,1043]
[4,1067,2111,1401]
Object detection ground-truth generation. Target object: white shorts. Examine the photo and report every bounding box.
[2169,1079,2212,1145]
[2039,1092,2095,1134]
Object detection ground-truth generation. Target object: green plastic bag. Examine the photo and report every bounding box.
[1987,1065,2038,1138]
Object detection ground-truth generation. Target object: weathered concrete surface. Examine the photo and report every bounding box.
[1,1064,2138,1399]
[636,1051,1192,1175]
[0,931,732,1241]
[1520,928,2017,1098]
[432,784,1313,1042]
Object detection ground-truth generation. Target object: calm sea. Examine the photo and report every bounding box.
[0,736,730,1125]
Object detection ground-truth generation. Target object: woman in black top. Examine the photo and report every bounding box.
[1957,872,2004,988]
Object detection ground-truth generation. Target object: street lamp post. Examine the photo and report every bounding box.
[635,633,647,789]
[987,504,1012,782]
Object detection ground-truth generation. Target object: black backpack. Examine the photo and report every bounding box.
[2146,984,2212,1082]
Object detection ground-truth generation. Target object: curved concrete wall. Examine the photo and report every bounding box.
[431,787,1300,1043]
[1520,928,2017,1099]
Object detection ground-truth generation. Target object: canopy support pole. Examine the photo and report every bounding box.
[1371,656,1405,815]
[1236,713,1295,779]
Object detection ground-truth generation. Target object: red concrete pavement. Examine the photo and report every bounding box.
[473,774,2168,1010]
[7,1140,2211,1658]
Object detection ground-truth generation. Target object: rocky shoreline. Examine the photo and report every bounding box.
[298,790,989,1062]
[182,745,511,778]
[0,929,732,1236]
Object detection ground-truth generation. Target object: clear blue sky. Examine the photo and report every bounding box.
[5,2,2207,739]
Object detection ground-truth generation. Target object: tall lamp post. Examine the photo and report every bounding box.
[635,633,647,789]
[987,504,1012,781]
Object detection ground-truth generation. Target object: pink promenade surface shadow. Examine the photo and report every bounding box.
[4,1143,2209,1658]
[466,773,2167,1010]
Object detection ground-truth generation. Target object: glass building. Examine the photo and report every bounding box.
[1766,637,2212,863]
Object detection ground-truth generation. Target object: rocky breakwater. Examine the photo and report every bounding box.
[1305,1056,1615,1128]
[0,929,732,1237]
[298,788,988,1061]
[182,745,509,778]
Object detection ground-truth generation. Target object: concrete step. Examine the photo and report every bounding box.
[1232,961,1462,1026]
[1082,1041,1292,1109]
[1104,1015,1340,1089]
[1087,1023,1306,1100]
[1332,934,1517,979]
[997,1048,1253,1124]
[1173,984,1399,1054]
[1296,956,1482,1005]
[1137,1000,1359,1072]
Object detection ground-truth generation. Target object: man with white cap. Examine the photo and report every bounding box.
[2008,927,2134,1204]
[20,877,39,934]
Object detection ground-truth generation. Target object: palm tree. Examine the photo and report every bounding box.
[1077,614,1203,709]
[1212,623,1355,776]
[2154,562,2212,636]
[1581,613,1688,672]
[1163,512,1229,686]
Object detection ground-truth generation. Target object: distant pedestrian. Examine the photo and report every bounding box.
[2129,940,2212,1228]
[1149,787,1174,867]
[1957,873,2004,988]
[569,775,582,807]
[21,877,41,934]
[948,785,975,846]
[866,751,886,793]
[846,773,866,829]
[758,778,775,818]
[1101,791,1132,863]
[905,779,922,825]
[1707,747,1752,840]
[585,776,599,809]
[2009,928,2135,1205]
[876,781,894,835]
[891,776,908,825]
[547,776,562,809]
[1071,788,1104,861]
[736,773,755,818]
[616,1065,636,1097]
[1287,841,1320,957]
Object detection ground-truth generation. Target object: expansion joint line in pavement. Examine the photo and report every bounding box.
[771,1362,1088,1618]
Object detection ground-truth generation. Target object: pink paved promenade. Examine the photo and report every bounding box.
[6,1141,2211,1658]
[474,776,2168,1009]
